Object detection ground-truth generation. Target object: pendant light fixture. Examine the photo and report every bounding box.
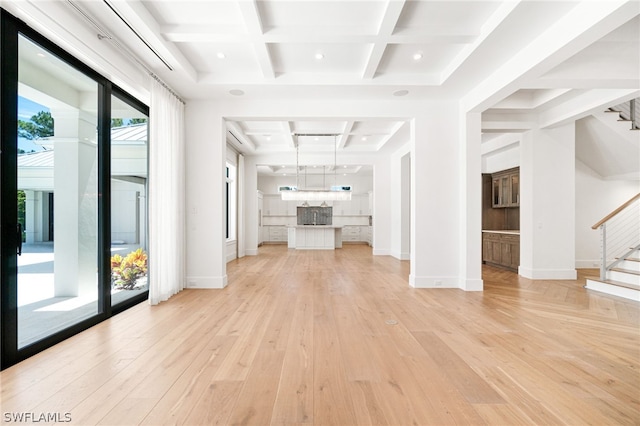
[281,134,352,201]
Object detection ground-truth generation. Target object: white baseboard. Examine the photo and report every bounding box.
[518,267,577,280]
[409,275,458,289]
[460,278,483,291]
[390,250,410,260]
[575,260,601,269]
[186,275,228,289]
[373,249,391,256]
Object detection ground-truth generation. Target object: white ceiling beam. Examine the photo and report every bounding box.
[538,88,640,129]
[197,71,440,86]
[481,133,520,156]
[237,0,275,79]
[161,25,475,44]
[283,121,296,148]
[375,121,405,151]
[441,0,521,84]
[525,78,640,90]
[362,0,407,79]
[339,121,355,149]
[462,0,640,113]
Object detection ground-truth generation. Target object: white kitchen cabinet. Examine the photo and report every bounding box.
[267,226,287,242]
[342,225,361,242]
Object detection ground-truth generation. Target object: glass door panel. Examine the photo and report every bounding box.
[110,95,149,306]
[17,34,99,348]
[510,174,519,205]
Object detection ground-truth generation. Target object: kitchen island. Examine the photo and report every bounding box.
[287,225,343,249]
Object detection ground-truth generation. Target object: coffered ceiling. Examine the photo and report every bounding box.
[5,0,639,177]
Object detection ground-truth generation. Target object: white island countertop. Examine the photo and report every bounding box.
[287,226,343,249]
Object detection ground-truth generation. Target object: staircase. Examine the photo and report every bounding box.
[606,98,640,130]
[585,193,640,301]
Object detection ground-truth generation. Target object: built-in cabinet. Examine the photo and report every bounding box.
[492,167,519,208]
[483,167,520,271]
[482,232,520,271]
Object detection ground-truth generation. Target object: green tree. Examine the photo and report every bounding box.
[17,190,26,241]
[128,118,147,125]
[18,111,53,140]
[111,118,124,128]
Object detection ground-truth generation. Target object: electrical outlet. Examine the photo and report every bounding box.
[188,280,197,287]
[435,280,442,287]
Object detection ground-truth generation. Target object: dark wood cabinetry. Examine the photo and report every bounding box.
[483,232,519,271]
[492,167,519,208]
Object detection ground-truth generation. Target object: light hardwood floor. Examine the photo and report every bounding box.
[1,244,639,425]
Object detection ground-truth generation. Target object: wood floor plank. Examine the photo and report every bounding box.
[1,246,638,425]
[270,278,314,425]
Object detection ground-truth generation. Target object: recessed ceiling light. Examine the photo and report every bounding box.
[229,89,244,96]
[37,52,46,58]
[361,136,367,141]
[343,165,347,168]
[314,137,319,141]
[413,52,423,61]
[217,52,226,59]
[281,165,285,168]
[266,135,272,141]
[315,53,324,60]
[393,89,409,97]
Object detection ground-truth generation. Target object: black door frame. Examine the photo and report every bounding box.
[0,9,149,370]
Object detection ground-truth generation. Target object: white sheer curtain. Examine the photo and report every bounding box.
[148,79,186,305]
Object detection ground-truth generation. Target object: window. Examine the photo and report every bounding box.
[1,10,149,369]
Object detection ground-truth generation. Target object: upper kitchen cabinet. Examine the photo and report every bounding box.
[492,167,519,208]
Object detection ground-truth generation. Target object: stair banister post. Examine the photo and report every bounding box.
[600,223,607,281]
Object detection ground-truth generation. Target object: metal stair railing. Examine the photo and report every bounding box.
[592,193,640,280]
[609,98,639,130]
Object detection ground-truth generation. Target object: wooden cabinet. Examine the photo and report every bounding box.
[482,232,519,271]
[492,167,519,208]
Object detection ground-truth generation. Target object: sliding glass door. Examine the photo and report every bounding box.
[16,34,101,349]
[110,94,149,308]
[1,9,149,369]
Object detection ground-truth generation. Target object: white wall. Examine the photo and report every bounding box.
[410,104,462,288]
[390,143,411,260]
[520,124,577,280]
[575,159,640,268]
[185,101,227,289]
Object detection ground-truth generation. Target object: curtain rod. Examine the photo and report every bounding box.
[65,0,185,105]
[149,72,185,105]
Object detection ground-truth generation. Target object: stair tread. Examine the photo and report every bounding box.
[617,257,640,262]
[586,276,640,291]
[610,267,640,276]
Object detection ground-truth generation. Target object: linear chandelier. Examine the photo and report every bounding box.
[281,133,352,201]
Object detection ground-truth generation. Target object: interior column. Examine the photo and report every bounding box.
[520,123,577,279]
